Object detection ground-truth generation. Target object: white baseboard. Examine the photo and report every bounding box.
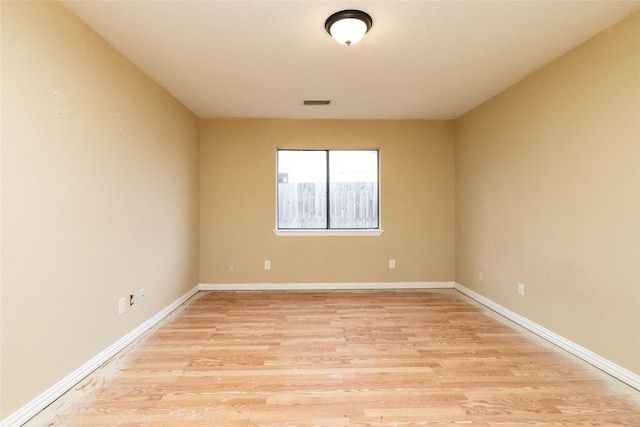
[199,281,455,291]
[454,282,640,391]
[1,285,200,427]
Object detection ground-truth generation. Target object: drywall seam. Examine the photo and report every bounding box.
[199,282,455,291]
[0,285,200,427]
[454,282,640,391]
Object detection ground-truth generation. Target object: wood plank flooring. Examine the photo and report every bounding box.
[26,290,640,426]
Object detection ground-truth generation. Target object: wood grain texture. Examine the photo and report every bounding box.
[26,290,640,426]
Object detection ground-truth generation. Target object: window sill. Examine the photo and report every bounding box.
[273,229,384,237]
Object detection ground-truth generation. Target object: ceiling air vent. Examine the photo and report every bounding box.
[303,100,331,105]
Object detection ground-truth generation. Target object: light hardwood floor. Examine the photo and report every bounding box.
[26,290,640,426]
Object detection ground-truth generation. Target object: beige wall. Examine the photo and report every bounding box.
[200,119,455,284]
[455,12,640,374]
[1,1,199,416]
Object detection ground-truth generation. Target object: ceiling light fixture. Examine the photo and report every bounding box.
[325,10,372,46]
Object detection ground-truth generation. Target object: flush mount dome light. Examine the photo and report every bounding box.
[325,9,372,46]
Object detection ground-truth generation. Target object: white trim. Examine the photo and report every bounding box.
[274,149,383,237]
[454,282,640,391]
[273,229,383,237]
[200,281,454,291]
[1,285,200,427]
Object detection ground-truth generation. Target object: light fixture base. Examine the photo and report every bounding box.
[325,10,373,46]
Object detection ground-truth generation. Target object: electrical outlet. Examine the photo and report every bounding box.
[228,264,235,273]
[389,259,396,269]
[478,272,484,283]
[118,298,126,315]
[518,283,525,296]
[139,288,145,303]
[130,294,134,306]
[264,260,271,270]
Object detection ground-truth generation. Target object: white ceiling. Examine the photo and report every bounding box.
[61,1,640,120]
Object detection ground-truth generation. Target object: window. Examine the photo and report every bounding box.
[277,149,379,232]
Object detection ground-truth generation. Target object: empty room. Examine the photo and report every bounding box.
[1,1,639,425]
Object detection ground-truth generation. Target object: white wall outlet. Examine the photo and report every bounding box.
[389,259,396,269]
[264,260,271,270]
[139,288,145,303]
[478,272,484,283]
[228,264,235,273]
[518,283,525,296]
[118,298,126,315]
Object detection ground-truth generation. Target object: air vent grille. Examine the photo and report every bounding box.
[303,100,331,105]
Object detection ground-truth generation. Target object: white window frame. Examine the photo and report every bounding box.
[274,149,383,237]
